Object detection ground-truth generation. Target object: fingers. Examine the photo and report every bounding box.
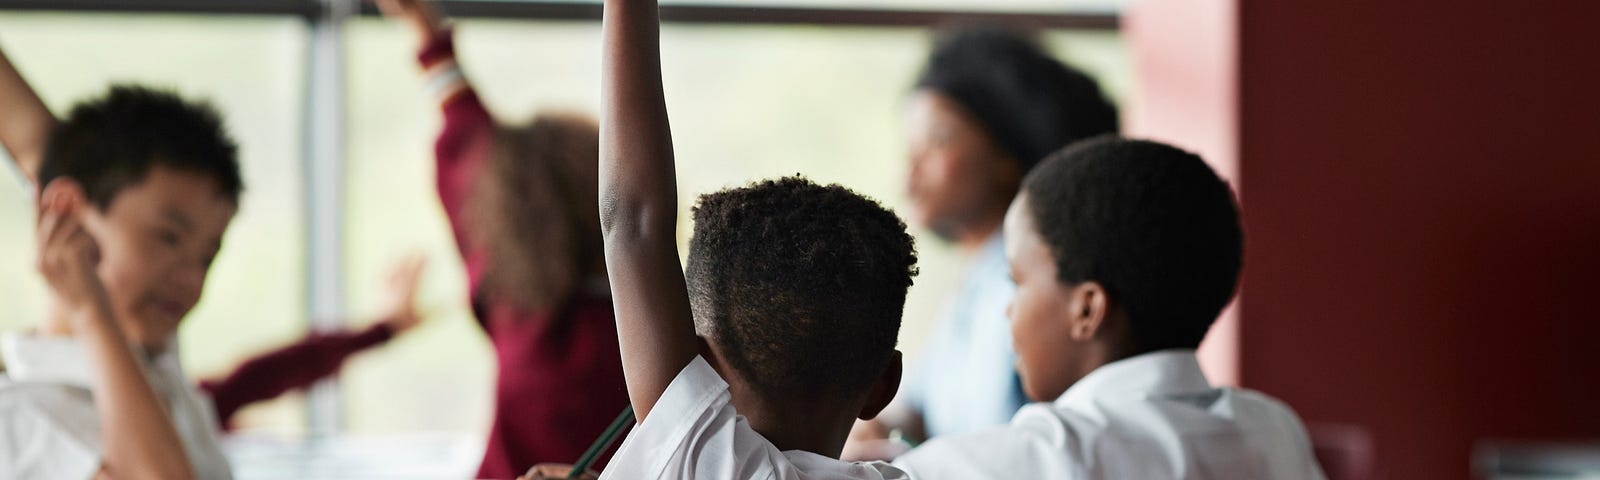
[39,204,96,275]
[388,253,428,291]
[36,189,81,271]
[64,221,101,268]
[371,0,406,18]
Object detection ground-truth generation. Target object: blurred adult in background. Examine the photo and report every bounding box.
[849,27,1119,457]
[373,0,629,477]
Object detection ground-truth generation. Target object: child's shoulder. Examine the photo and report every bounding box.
[0,378,98,425]
[0,378,102,465]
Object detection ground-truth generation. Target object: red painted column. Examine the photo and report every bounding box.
[1130,1,1600,478]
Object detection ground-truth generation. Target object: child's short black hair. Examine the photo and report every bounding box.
[1022,137,1242,354]
[39,84,242,209]
[686,176,918,403]
[915,26,1120,172]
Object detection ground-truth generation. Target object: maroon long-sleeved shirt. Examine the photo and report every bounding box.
[422,30,629,479]
[198,323,395,430]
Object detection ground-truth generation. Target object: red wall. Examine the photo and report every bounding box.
[1133,1,1600,478]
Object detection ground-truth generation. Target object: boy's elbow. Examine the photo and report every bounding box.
[599,191,675,243]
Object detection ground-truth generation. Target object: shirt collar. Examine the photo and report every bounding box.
[784,449,907,479]
[0,331,180,388]
[1055,349,1213,409]
[1,331,97,387]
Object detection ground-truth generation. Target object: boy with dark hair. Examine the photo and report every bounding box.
[892,137,1326,479]
[1,45,431,479]
[595,0,918,477]
[0,79,240,478]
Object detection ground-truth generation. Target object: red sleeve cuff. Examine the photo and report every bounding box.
[417,27,457,69]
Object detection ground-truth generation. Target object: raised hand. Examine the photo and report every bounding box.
[379,253,429,334]
[36,180,109,317]
[600,0,701,421]
[371,0,448,46]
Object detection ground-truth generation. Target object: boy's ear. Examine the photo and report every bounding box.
[857,350,903,421]
[1066,281,1110,342]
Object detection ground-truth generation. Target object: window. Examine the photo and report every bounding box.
[0,4,1129,440]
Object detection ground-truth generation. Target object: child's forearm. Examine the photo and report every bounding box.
[74,301,194,480]
[200,322,394,428]
[0,45,55,185]
[599,0,700,421]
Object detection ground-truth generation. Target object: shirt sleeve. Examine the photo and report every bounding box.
[0,389,103,480]
[598,356,779,480]
[892,409,1084,480]
[197,323,395,429]
[421,27,497,293]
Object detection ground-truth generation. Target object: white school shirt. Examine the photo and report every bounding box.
[600,356,909,480]
[893,350,1327,480]
[0,332,233,480]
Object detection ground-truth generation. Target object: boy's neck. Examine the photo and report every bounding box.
[709,349,858,459]
[952,211,1004,256]
[732,386,856,459]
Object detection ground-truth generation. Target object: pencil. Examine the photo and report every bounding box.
[567,405,635,479]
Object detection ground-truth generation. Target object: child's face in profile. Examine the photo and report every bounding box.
[902,91,1019,240]
[1002,194,1087,403]
[77,165,236,352]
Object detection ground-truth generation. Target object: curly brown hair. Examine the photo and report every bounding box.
[466,112,603,314]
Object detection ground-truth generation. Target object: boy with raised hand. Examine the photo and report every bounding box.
[0,84,240,479]
[3,38,433,448]
[597,0,919,478]
[892,137,1327,479]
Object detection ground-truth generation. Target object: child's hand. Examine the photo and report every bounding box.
[371,0,447,44]
[35,181,109,316]
[521,463,599,480]
[378,253,428,334]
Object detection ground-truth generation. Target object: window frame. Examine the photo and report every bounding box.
[0,0,1120,436]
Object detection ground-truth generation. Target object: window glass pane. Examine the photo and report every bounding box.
[342,18,1129,435]
[0,13,308,432]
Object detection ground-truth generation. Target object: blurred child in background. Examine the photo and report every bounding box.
[374,0,630,476]
[1,48,241,477]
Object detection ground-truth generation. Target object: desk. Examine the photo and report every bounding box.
[224,432,483,480]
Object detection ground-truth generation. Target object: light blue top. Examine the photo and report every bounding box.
[901,234,1026,439]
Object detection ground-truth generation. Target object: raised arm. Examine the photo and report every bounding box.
[199,323,393,428]
[374,0,496,270]
[599,0,699,421]
[37,181,192,480]
[0,43,55,185]
[200,256,425,428]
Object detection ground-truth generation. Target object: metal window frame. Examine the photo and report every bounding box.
[0,0,1119,436]
[0,0,1118,29]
